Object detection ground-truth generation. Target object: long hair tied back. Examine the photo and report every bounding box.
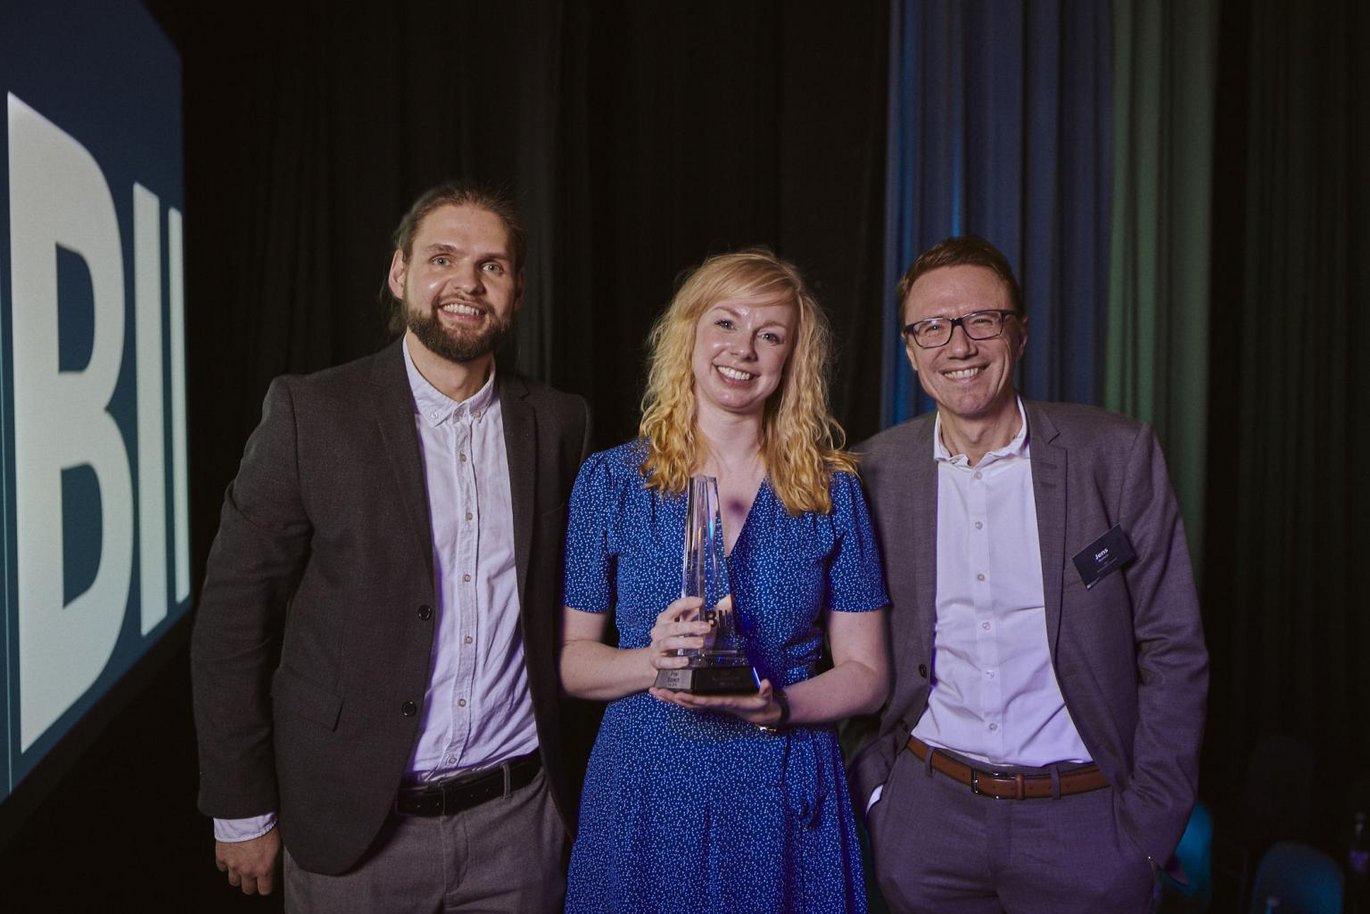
[638,248,856,515]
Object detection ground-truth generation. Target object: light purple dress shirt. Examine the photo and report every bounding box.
[214,339,536,842]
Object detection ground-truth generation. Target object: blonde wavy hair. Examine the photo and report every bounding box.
[639,249,856,515]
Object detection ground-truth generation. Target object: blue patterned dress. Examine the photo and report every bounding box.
[562,442,889,914]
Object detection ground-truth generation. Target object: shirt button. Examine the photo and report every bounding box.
[988,722,998,731]
[446,755,458,765]
[981,621,991,631]
[401,700,418,717]
[417,604,433,621]
[459,452,467,463]
[974,471,983,480]
[977,573,986,582]
[462,573,472,583]
[465,511,473,521]
[458,698,467,708]
[974,521,984,530]
[464,635,473,644]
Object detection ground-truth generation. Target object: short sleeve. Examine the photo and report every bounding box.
[824,472,890,612]
[561,450,619,612]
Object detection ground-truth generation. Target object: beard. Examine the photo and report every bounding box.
[405,303,513,365]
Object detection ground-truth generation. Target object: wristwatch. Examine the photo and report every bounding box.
[757,688,790,733]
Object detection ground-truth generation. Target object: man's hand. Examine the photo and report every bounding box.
[215,828,282,895]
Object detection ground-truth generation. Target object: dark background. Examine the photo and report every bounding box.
[1,1,1366,911]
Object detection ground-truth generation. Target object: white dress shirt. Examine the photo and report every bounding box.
[214,340,536,842]
[911,398,1091,767]
[401,341,537,781]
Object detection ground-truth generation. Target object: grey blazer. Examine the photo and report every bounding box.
[191,340,592,875]
[850,399,1207,862]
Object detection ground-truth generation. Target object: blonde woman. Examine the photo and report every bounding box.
[560,250,890,913]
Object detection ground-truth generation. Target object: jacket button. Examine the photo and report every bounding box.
[417,604,433,621]
[918,663,929,679]
[401,700,418,717]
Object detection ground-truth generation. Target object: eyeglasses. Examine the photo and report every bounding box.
[902,310,1019,349]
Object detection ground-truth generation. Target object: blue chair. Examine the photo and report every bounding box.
[1158,801,1215,913]
[1246,841,1344,914]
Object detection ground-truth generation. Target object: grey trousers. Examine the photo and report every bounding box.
[285,768,566,914]
[869,748,1156,914]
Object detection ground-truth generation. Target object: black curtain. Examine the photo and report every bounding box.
[1204,0,1370,882]
[177,0,889,571]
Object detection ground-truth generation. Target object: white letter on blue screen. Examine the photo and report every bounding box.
[8,93,132,752]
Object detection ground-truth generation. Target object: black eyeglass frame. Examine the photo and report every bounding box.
[901,309,1021,349]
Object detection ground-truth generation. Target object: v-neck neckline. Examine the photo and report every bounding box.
[723,476,769,559]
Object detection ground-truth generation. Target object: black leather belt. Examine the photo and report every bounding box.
[394,750,541,816]
[907,736,1108,800]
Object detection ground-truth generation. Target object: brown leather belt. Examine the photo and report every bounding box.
[907,736,1108,800]
[395,750,541,816]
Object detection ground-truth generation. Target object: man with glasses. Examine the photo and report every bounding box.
[851,235,1207,913]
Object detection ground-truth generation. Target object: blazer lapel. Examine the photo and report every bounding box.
[371,340,434,582]
[909,419,941,661]
[884,416,940,666]
[1026,401,1067,656]
[499,373,535,603]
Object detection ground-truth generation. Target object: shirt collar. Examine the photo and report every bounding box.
[402,337,498,426]
[933,396,1030,467]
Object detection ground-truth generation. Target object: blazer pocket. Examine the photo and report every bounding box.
[272,665,343,731]
[1064,562,1127,600]
[1064,572,1091,595]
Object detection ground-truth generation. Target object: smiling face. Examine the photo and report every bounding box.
[690,295,797,421]
[387,203,522,366]
[902,263,1027,426]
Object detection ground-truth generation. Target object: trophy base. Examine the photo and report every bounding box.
[654,664,760,695]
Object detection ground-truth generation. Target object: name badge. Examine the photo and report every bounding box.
[1072,524,1136,589]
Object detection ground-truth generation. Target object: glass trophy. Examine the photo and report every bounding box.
[653,475,760,694]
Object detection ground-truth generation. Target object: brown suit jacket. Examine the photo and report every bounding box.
[191,340,592,874]
[851,399,1208,862]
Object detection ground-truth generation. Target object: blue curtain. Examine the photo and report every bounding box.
[883,0,1112,424]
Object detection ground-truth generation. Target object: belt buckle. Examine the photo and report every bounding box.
[969,769,1026,800]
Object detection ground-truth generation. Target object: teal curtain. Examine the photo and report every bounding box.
[1105,0,1217,565]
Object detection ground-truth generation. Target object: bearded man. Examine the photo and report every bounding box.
[192,182,591,913]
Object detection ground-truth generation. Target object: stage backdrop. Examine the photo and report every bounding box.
[0,0,188,807]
